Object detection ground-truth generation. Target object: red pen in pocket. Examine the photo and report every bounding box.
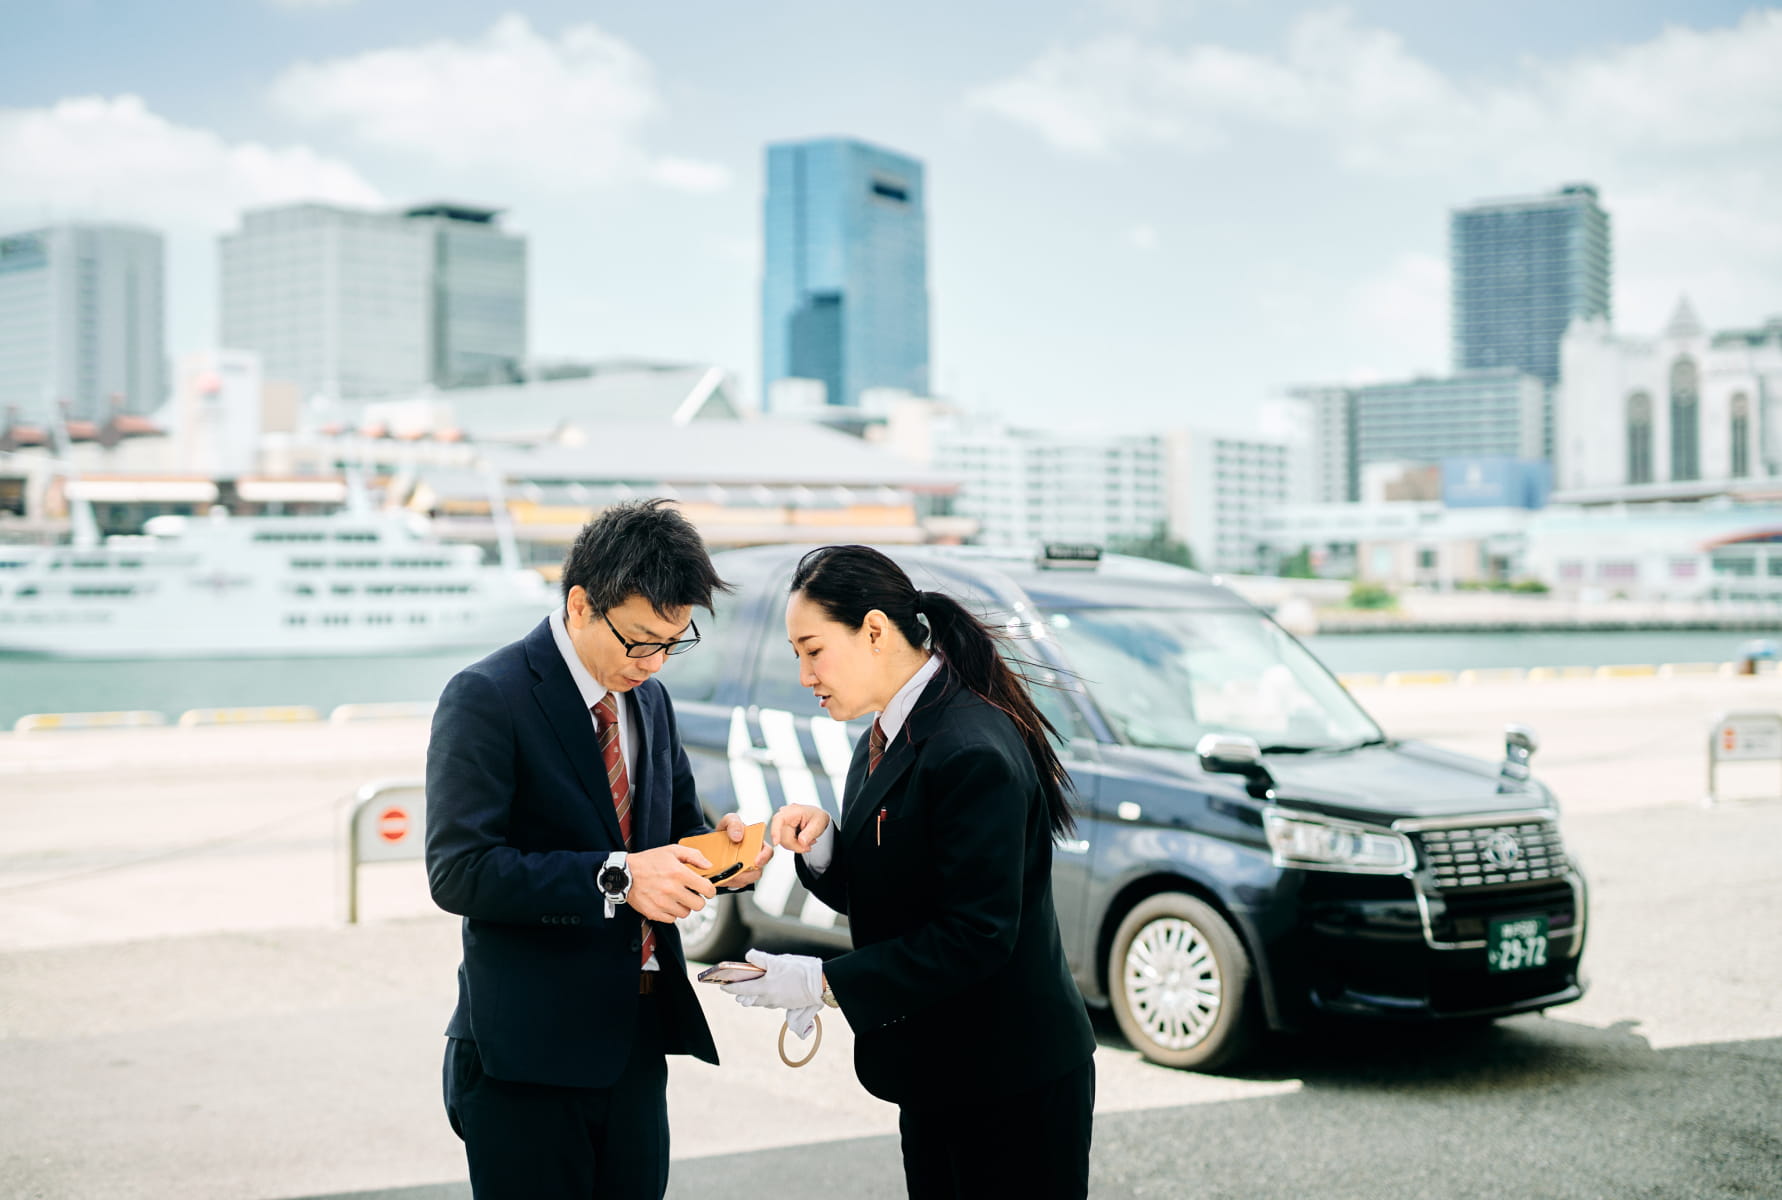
[876,807,886,846]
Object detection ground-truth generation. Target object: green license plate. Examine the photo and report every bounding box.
[1486,914,1550,973]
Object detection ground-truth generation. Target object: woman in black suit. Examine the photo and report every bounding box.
[720,545,1096,1199]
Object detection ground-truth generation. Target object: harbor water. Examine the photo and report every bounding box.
[2,626,1778,731]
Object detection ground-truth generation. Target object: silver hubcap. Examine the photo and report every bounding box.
[677,894,722,952]
[1123,916,1222,1051]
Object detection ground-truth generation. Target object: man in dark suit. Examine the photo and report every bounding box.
[425,499,767,1199]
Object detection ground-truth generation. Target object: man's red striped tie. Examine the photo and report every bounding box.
[594,696,653,967]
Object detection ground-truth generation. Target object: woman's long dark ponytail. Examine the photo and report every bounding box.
[790,545,1076,839]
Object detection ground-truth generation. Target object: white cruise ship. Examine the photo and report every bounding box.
[0,508,555,659]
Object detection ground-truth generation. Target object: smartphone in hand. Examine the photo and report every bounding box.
[697,961,767,984]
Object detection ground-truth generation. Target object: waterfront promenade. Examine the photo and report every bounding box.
[2,673,1779,1197]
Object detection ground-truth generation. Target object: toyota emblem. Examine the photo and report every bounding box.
[1482,830,1523,870]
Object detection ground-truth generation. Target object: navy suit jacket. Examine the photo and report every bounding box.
[424,617,719,1088]
[794,669,1095,1104]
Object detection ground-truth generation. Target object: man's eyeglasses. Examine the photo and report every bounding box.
[602,611,701,658]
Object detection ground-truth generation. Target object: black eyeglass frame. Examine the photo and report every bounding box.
[601,610,701,658]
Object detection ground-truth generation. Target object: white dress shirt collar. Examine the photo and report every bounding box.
[549,606,610,713]
[876,652,943,745]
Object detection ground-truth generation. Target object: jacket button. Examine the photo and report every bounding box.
[570,915,582,926]
[630,937,641,951]
[541,915,551,925]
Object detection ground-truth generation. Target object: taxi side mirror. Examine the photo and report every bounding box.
[1197,733,1276,797]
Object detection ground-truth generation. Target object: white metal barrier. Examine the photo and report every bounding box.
[343,779,427,923]
[1706,710,1782,806]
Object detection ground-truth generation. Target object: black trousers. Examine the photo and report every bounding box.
[897,1056,1096,1200]
[443,996,670,1200]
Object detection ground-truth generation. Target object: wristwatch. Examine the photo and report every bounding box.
[821,973,839,1008]
[598,851,631,917]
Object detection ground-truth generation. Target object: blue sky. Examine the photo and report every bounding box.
[4,1,1776,433]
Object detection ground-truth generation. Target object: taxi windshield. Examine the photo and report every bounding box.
[1043,606,1381,753]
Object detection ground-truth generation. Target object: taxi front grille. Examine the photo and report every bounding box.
[1414,819,1568,890]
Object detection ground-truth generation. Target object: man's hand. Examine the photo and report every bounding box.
[625,845,718,922]
[770,804,831,853]
[716,811,774,889]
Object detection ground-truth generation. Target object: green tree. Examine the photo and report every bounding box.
[1347,581,1396,610]
[1279,547,1316,579]
[1109,524,1196,570]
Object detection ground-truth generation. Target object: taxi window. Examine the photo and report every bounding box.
[751,620,817,715]
[998,638,1092,747]
[662,596,737,704]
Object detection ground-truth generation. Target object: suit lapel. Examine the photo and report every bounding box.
[627,683,659,847]
[524,619,625,846]
[839,668,958,845]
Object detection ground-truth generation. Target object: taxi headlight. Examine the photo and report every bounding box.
[1262,808,1413,874]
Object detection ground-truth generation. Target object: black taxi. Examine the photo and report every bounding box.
[662,544,1588,1070]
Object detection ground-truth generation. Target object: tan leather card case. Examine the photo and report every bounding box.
[677,822,767,878]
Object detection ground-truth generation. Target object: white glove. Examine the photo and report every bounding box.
[719,949,826,1040]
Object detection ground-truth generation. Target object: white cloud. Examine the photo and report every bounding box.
[0,93,383,233]
[971,8,1782,333]
[268,0,357,8]
[970,8,1782,168]
[269,14,730,193]
[1346,252,1450,375]
[1126,223,1160,251]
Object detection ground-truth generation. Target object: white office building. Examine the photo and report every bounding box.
[0,223,165,421]
[929,422,1167,551]
[1556,302,1782,503]
[220,202,526,403]
[1166,430,1291,574]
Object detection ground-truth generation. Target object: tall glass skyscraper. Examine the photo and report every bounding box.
[1450,184,1611,385]
[762,137,930,410]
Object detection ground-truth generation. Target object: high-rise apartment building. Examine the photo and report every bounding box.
[1165,430,1292,574]
[931,423,1165,550]
[0,223,165,421]
[762,137,930,410]
[1288,371,1548,503]
[220,202,525,402]
[1451,183,1611,385]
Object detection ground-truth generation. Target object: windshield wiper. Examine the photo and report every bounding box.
[1258,736,1389,755]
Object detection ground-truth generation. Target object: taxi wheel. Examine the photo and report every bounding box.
[677,889,748,964]
[1108,893,1254,1072]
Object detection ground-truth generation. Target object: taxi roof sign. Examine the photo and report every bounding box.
[1037,543,1102,570]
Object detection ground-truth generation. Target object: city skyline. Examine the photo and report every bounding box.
[1,2,1776,433]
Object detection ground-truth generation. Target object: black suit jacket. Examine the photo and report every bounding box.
[424,617,718,1088]
[795,668,1096,1104]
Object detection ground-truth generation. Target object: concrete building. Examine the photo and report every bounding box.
[1262,502,1535,588]
[1525,505,1782,604]
[1452,183,1611,385]
[1285,371,1548,503]
[762,138,930,410]
[926,421,1167,551]
[1556,302,1782,504]
[0,223,165,421]
[1165,430,1291,574]
[219,202,526,403]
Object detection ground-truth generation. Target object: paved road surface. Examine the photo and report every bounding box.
[2,675,1780,1197]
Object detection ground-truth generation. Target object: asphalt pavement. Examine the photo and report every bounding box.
[3,675,1781,1198]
